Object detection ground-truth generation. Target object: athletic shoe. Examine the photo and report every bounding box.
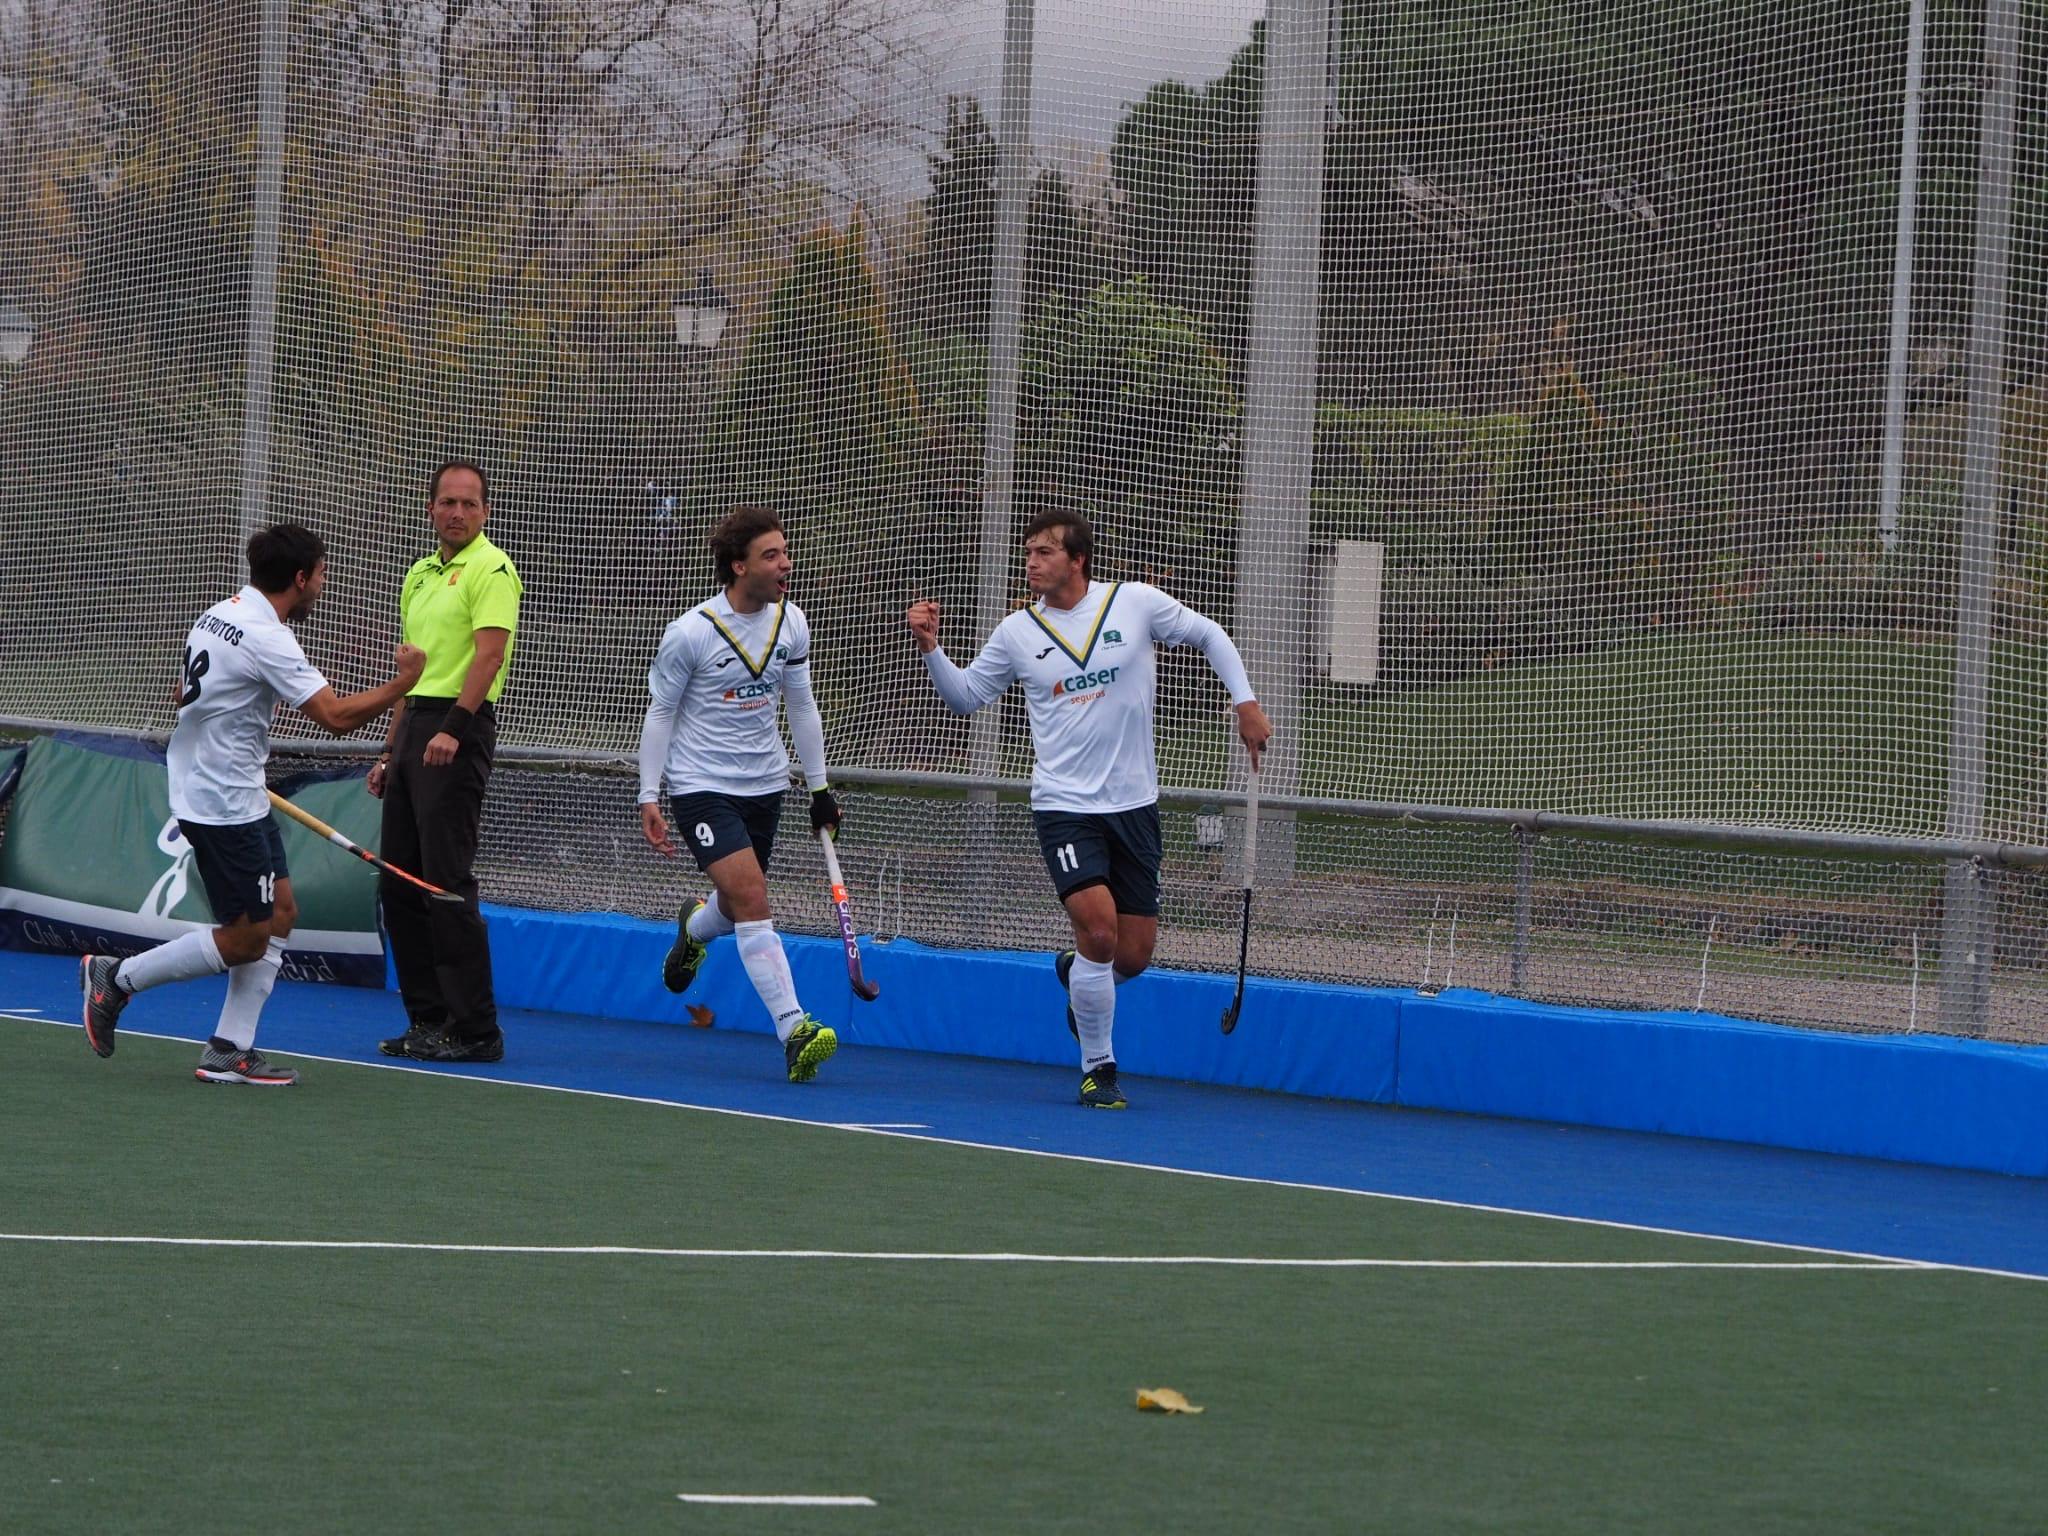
[663,898,709,994]
[378,1022,442,1058]
[1054,948,1078,1039]
[80,955,129,1058]
[194,1045,300,1086]
[405,1029,505,1063]
[784,1016,837,1083]
[1079,1063,1127,1109]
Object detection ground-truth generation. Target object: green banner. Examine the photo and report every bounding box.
[0,735,386,985]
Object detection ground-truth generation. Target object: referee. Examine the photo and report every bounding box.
[369,460,523,1063]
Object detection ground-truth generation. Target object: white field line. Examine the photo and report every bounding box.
[6,1013,2044,1286]
[834,1122,932,1130]
[0,1234,1933,1270]
[680,1495,876,1507]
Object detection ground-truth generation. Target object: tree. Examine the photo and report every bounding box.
[699,222,924,712]
[1018,278,1241,608]
[898,95,996,340]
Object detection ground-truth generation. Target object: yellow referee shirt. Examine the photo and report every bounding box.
[399,532,522,702]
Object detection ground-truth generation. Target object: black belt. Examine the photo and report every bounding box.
[407,697,495,718]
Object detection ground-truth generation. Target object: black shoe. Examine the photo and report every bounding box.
[663,898,710,994]
[81,954,130,1058]
[195,1044,300,1086]
[1055,949,1078,1040]
[378,1022,443,1058]
[406,1030,505,1064]
[1079,1062,1127,1109]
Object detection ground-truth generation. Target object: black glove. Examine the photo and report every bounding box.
[810,787,843,838]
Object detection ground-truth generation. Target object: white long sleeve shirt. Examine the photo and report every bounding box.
[921,580,1255,813]
[638,593,828,802]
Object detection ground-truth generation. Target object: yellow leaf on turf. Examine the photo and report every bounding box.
[687,1005,716,1029]
[1136,1387,1203,1414]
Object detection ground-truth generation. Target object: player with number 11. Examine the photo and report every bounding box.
[907,511,1271,1109]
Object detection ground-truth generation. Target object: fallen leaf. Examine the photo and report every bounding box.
[1136,1387,1203,1414]
[687,1005,716,1029]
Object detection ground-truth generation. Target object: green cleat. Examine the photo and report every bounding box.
[663,898,710,994]
[784,1016,838,1083]
[1079,1063,1127,1109]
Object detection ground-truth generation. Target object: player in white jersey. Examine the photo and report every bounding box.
[81,524,424,1084]
[907,510,1271,1108]
[638,505,842,1083]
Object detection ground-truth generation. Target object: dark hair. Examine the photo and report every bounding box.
[711,505,785,586]
[1021,509,1093,576]
[428,459,490,504]
[246,522,326,594]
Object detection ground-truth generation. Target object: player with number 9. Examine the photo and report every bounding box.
[637,505,842,1083]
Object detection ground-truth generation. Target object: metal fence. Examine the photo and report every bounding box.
[2,0,2045,1037]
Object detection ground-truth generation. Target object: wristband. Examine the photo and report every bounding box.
[441,706,475,743]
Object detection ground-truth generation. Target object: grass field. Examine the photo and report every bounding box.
[1158,631,2048,836]
[4,1018,2044,1535]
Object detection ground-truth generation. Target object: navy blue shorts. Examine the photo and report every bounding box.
[178,816,289,926]
[671,790,782,875]
[1033,805,1163,917]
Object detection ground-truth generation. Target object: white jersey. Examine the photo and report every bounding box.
[166,586,330,825]
[638,593,826,800]
[923,580,1256,813]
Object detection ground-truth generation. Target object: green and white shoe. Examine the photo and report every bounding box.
[784,1016,838,1083]
[663,898,710,994]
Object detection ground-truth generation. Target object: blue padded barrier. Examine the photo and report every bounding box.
[469,903,2046,1177]
[478,903,1401,1104]
[1397,990,2048,1178]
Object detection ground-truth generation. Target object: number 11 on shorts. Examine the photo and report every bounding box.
[1055,843,1078,874]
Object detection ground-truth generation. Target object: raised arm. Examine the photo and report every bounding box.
[298,645,426,736]
[906,599,1014,716]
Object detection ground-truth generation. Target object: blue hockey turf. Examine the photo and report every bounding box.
[6,947,2043,1277]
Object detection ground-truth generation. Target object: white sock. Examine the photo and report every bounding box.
[213,937,286,1050]
[1070,954,1116,1072]
[687,891,737,943]
[734,918,805,1041]
[116,929,227,995]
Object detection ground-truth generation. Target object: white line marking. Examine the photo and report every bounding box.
[834,1122,931,1130]
[680,1495,875,1507]
[1,1005,43,1014]
[0,1234,1930,1269]
[5,1013,2042,1285]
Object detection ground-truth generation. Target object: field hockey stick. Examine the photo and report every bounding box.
[266,790,466,905]
[1219,761,1260,1035]
[817,828,881,1002]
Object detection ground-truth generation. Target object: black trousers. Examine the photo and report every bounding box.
[381,700,498,1039]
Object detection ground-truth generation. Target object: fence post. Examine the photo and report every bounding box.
[1511,822,1534,995]
[1234,0,1334,876]
[967,0,1035,940]
[1878,0,1928,554]
[1940,0,2016,1036]
[239,0,287,543]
